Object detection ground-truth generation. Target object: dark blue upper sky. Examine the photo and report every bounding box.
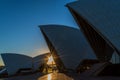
[0,0,78,65]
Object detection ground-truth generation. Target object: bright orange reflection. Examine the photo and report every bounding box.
[47,55,55,65]
[47,74,52,80]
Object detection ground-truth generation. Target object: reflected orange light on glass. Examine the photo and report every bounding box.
[47,74,52,80]
[47,55,55,65]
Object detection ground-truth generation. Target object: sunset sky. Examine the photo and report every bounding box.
[0,0,78,65]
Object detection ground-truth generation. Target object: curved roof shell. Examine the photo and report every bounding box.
[1,53,33,75]
[40,25,96,70]
[33,53,50,70]
[66,0,118,61]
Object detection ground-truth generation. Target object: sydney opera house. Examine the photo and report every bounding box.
[40,25,97,72]
[0,25,97,76]
[1,0,120,79]
[66,0,120,77]
[0,53,50,76]
[66,0,120,63]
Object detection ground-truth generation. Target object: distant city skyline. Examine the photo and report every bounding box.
[0,0,77,65]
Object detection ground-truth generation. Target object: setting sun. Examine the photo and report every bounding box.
[47,55,55,65]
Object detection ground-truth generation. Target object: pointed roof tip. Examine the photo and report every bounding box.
[39,24,79,31]
[65,3,69,7]
[66,1,79,7]
[39,24,68,27]
[38,24,63,29]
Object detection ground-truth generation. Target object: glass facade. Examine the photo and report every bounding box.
[110,51,120,64]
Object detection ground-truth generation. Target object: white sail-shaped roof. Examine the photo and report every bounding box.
[1,53,33,75]
[40,25,96,70]
[33,53,49,70]
[66,0,119,61]
[1,53,50,75]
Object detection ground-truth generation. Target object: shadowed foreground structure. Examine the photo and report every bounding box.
[0,73,73,80]
[1,72,120,80]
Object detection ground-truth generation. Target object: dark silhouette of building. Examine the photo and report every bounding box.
[66,0,120,62]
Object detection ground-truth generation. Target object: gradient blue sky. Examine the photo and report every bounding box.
[0,0,78,65]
